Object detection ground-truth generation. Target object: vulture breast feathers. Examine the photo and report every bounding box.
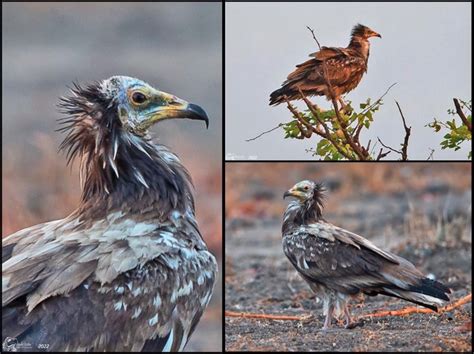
[2,76,217,352]
[282,180,451,330]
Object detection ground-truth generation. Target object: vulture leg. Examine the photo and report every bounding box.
[338,98,349,113]
[343,304,357,329]
[322,303,335,330]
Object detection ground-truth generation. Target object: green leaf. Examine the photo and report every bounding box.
[316,139,331,155]
[447,119,457,130]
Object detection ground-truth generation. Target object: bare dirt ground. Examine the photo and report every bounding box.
[225,163,472,352]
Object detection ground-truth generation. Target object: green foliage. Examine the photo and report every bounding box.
[427,99,472,159]
[282,98,383,160]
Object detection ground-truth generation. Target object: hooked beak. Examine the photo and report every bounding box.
[283,188,299,199]
[371,31,382,38]
[143,91,209,130]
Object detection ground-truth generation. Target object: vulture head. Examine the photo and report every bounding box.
[57,76,209,216]
[351,24,382,40]
[283,180,326,222]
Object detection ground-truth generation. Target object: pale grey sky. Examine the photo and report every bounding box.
[225,2,471,160]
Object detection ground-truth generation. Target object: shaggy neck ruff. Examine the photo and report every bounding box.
[282,184,325,234]
[57,81,194,221]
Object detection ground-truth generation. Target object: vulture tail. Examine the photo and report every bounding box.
[381,277,451,311]
[269,84,302,106]
[269,87,288,106]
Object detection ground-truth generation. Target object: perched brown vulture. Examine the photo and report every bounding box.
[282,180,451,330]
[2,76,217,351]
[269,24,381,108]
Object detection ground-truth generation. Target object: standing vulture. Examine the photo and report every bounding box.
[282,180,451,329]
[2,76,217,351]
[270,24,381,108]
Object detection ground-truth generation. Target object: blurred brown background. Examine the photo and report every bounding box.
[2,3,222,351]
[226,163,471,230]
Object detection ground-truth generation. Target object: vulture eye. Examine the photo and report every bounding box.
[131,92,147,104]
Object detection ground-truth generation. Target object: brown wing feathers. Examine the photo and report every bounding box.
[270,24,379,106]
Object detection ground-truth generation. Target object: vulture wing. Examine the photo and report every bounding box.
[286,48,366,89]
[2,215,216,351]
[270,47,366,105]
[283,222,450,310]
[308,46,348,60]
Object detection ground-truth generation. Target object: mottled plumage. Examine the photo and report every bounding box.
[2,76,217,351]
[282,180,451,329]
[270,24,381,107]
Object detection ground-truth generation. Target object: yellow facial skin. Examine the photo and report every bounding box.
[283,181,313,201]
[122,85,209,134]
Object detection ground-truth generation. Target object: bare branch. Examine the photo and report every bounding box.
[366,139,372,152]
[306,26,322,50]
[427,148,435,160]
[453,98,472,132]
[225,310,304,321]
[376,147,391,160]
[459,99,472,113]
[245,123,286,142]
[353,122,364,142]
[375,101,411,160]
[361,293,472,319]
[377,137,401,154]
[395,101,411,160]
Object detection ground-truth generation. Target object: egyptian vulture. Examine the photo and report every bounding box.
[2,76,217,351]
[282,180,451,329]
[270,24,381,108]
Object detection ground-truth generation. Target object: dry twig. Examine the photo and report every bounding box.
[453,98,472,132]
[360,293,472,319]
[376,101,411,160]
[225,293,472,322]
[245,123,287,142]
[396,100,411,160]
[225,311,303,321]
